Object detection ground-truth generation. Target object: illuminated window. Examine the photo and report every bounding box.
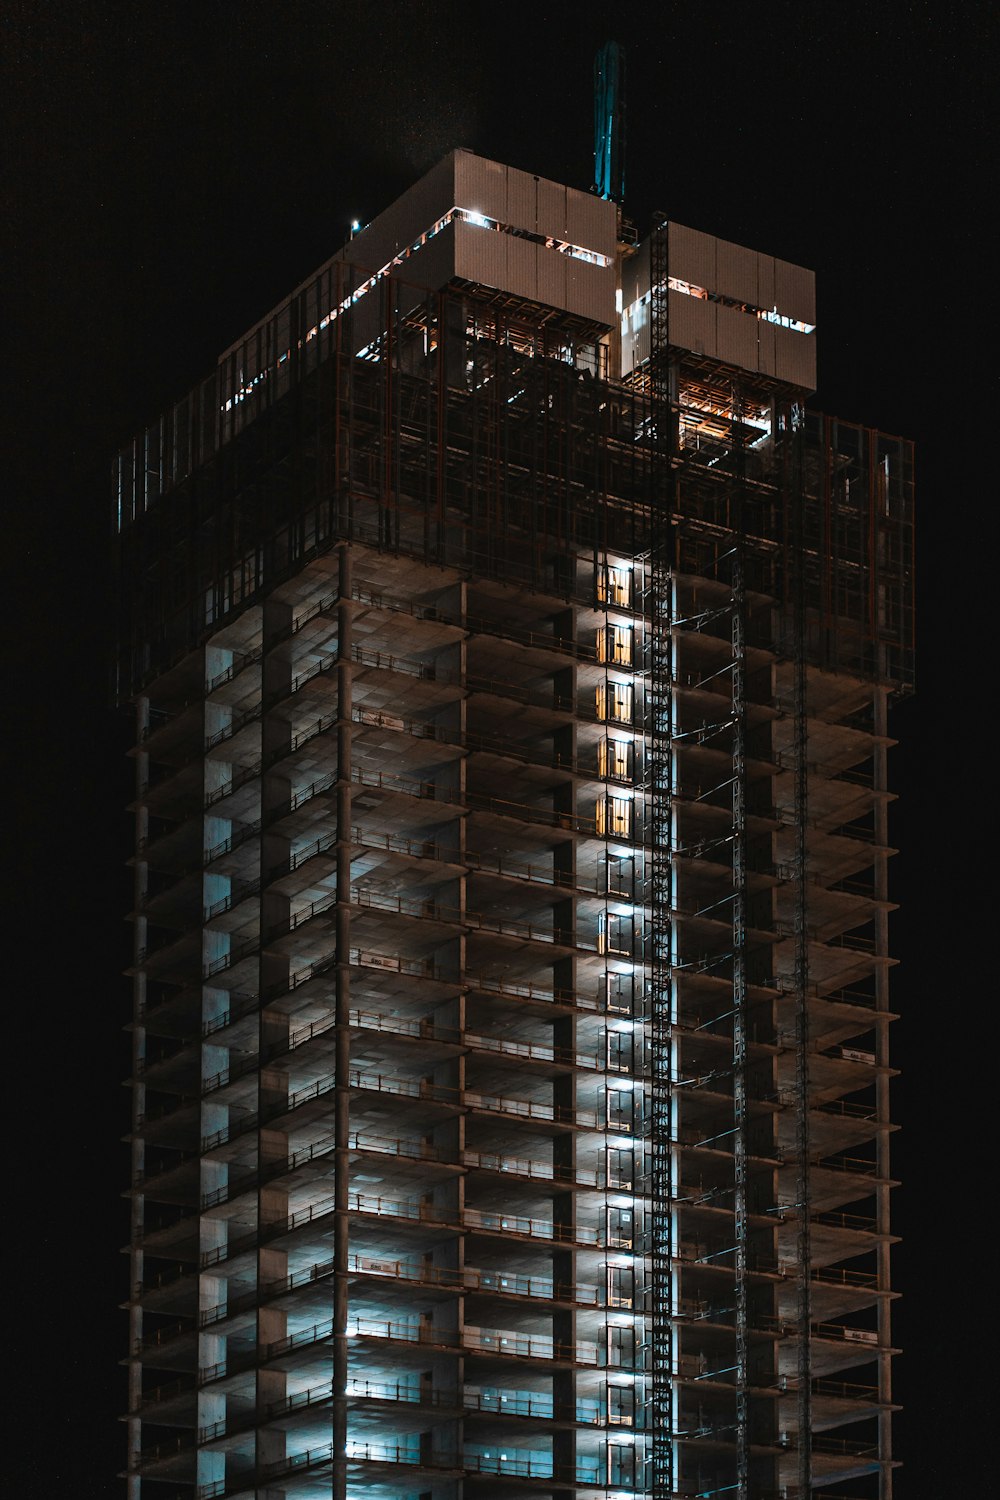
[597,563,632,607]
[607,1086,635,1132]
[606,1028,633,1074]
[608,1440,636,1484]
[596,680,633,725]
[608,1263,635,1309]
[608,1382,635,1427]
[596,795,632,839]
[606,1204,635,1249]
[599,910,633,957]
[607,1146,634,1189]
[597,624,633,665]
[606,971,635,1015]
[606,852,635,897]
[607,1321,636,1368]
[598,736,631,781]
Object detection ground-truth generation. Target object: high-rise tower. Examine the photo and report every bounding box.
[117,149,913,1500]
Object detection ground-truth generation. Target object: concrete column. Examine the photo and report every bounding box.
[333,545,355,1500]
[254,598,294,1478]
[873,685,894,1500]
[426,578,468,1471]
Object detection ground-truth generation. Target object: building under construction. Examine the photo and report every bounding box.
[116,146,914,1500]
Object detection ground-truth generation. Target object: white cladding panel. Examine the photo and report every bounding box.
[537,176,568,239]
[775,323,817,388]
[667,288,717,358]
[756,254,776,315]
[627,317,651,371]
[566,258,616,325]
[621,243,646,311]
[717,302,759,373]
[455,151,508,224]
[454,218,614,325]
[455,153,616,261]
[537,239,569,310]
[757,319,777,378]
[567,189,617,261]
[454,218,506,293]
[398,219,458,294]
[343,273,384,356]
[774,256,815,324]
[506,167,539,236]
[669,224,718,291]
[716,238,759,306]
[346,152,456,278]
[502,234,541,305]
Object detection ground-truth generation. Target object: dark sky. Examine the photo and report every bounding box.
[4,1,993,1491]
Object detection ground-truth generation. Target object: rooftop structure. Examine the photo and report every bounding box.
[116,148,913,1500]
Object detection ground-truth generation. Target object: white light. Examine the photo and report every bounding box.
[350,219,361,233]
[466,210,490,228]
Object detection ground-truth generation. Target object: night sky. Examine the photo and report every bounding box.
[5,2,993,1491]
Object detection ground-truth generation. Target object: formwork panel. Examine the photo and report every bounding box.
[775,256,816,324]
[505,165,539,236]
[536,174,566,238]
[716,238,759,306]
[623,307,650,371]
[567,189,618,260]
[504,234,542,305]
[456,150,509,225]
[757,252,776,313]
[669,222,718,293]
[566,258,616,325]
[350,150,457,272]
[667,287,717,359]
[758,317,777,376]
[775,324,817,389]
[621,240,648,310]
[455,218,509,295]
[536,241,569,312]
[347,276,392,356]
[398,218,458,294]
[716,302,759,373]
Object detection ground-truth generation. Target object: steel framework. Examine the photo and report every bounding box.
[116,248,913,1500]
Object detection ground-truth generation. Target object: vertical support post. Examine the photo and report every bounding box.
[332,544,354,1500]
[647,215,675,1500]
[792,415,813,1497]
[874,685,894,1500]
[730,383,750,1500]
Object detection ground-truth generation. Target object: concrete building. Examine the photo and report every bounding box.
[116,149,914,1500]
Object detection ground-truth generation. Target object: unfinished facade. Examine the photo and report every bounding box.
[117,151,914,1500]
